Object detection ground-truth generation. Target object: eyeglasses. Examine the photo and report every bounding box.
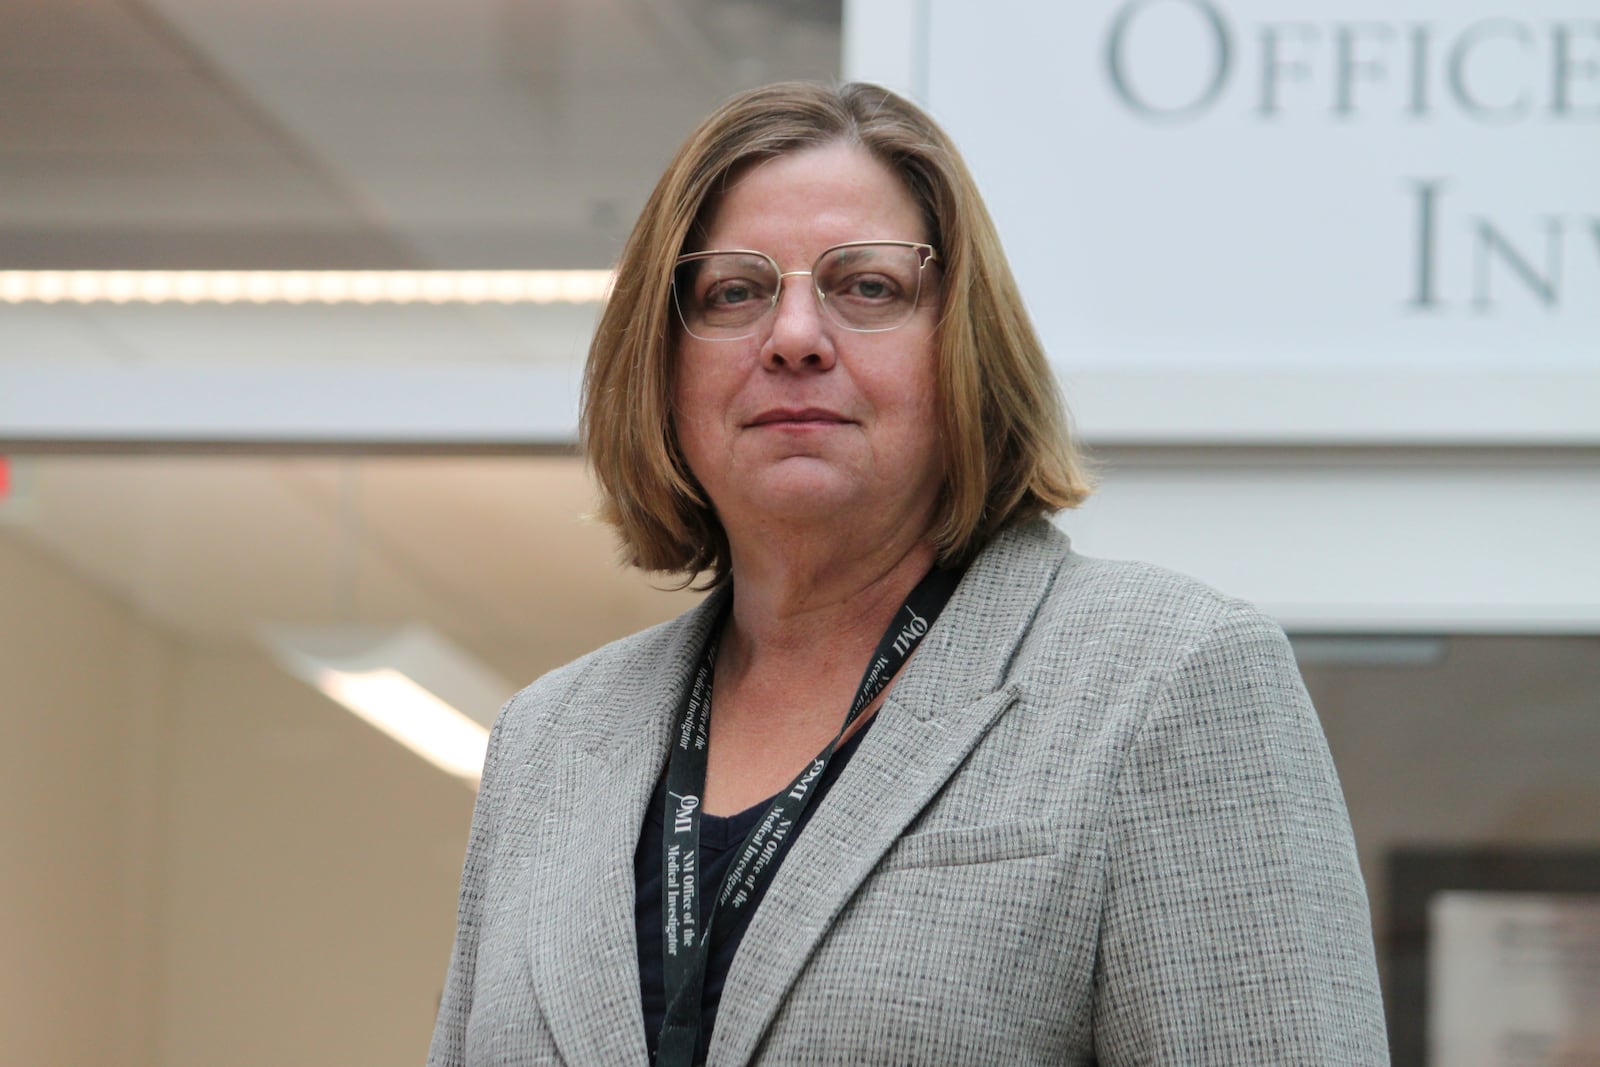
[671,240,938,341]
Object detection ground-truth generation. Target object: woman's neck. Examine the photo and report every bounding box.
[698,525,938,813]
[719,528,937,670]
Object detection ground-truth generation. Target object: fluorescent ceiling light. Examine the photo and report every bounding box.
[0,269,613,305]
[263,624,516,785]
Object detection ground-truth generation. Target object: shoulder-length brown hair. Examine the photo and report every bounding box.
[581,81,1092,585]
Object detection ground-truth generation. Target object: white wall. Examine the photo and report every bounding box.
[1058,446,1600,633]
[0,531,475,1067]
[159,646,473,1067]
[0,531,171,1066]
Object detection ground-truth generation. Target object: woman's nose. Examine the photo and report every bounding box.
[761,274,836,371]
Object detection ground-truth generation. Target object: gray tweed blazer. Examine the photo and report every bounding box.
[428,520,1389,1065]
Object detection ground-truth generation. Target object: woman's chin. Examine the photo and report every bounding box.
[725,467,873,526]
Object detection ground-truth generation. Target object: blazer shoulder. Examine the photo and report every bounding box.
[961,520,1286,692]
[983,518,1262,637]
[1047,548,1281,659]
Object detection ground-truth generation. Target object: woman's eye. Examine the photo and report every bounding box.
[839,275,898,301]
[705,281,758,307]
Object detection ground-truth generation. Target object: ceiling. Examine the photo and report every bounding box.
[1,0,842,369]
[0,0,840,679]
[1,0,842,269]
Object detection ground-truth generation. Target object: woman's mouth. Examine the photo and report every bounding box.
[747,407,851,428]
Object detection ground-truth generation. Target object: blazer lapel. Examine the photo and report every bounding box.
[707,522,1074,1067]
[524,735,659,1065]
[526,590,730,1066]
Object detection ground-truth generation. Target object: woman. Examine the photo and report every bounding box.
[428,82,1388,1066]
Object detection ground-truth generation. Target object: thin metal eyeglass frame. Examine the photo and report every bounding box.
[671,239,938,341]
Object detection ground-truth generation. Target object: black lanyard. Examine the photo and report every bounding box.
[656,565,962,1067]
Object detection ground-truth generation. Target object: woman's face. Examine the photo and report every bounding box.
[672,142,944,546]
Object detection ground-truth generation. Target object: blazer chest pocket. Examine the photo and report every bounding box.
[875,815,1069,872]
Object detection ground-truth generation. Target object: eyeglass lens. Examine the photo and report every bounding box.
[673,243,929,340]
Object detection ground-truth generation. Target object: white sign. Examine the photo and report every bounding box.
[846,0,1600,441]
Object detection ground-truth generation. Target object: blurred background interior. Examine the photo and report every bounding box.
[2,2,1596,1065]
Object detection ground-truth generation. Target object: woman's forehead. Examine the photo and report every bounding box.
[696,143,927,253]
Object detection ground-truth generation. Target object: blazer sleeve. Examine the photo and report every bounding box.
[426,706,510,1067]
[1091,603,1389,1065]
